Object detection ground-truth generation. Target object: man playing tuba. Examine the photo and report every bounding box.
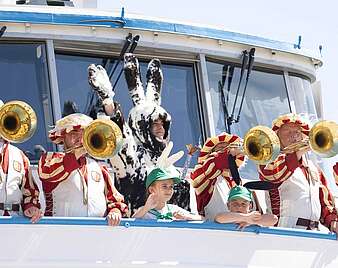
[38,113,128,225]
[0,99,42,223]
[259,113,338,232]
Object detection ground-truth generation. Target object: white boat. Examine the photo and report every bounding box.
[0,1,336,267]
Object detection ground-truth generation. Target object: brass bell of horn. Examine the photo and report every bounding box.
[0,100,37,143]
[82,118,123,160]
[243,125,280,165]
[309,120,338,158]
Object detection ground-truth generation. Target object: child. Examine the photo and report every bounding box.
[132,167,203,221]
[215,186,277,229]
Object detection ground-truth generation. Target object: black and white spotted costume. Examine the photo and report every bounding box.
[88,54,172,215]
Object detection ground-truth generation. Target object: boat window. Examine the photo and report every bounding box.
[286,73,318,122]
[0,43,54,162]
[206,59,291,179]
[55,53,202,167]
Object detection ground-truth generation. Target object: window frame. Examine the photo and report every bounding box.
[0,40,56,162]
[51,47,206,160]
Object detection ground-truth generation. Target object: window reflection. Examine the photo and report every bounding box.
[0,43,53,162]
[55,53,202,167]
[287,74,318,123]
[206,59,291,179]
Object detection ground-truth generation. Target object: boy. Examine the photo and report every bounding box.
[133,167,203,221]
[215,185,277,228]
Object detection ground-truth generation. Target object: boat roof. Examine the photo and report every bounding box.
[0,5,322,64]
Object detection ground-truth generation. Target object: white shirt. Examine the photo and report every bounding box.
[142,204,191,220]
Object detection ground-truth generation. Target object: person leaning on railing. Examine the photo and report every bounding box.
[190,132,246,220]
[0,99,42,223]
[215,185,278,229]
[258,113,338,233]
[38,113,128,226]
[132,166,203,221]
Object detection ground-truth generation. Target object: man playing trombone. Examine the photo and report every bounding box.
[258,113,338,233]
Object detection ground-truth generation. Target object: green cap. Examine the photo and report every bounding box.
[228,186,252,202]
[146,167,181,189]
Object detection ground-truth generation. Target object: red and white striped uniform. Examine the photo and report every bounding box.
[0,141,40,216]
[38,152,128,217]
[259,114,337,229]
[333,163,338,186]
[259,153,337,229]
[190,133,245,219]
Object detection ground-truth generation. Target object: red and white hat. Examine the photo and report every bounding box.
[48,113,92,144]
[272,113,310,136]
[197,132,245,167]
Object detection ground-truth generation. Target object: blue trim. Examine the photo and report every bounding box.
[0,216,335,241]
[0,10,319,59]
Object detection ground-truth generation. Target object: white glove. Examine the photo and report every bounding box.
[88,64,114,100]
[156,141,184,169]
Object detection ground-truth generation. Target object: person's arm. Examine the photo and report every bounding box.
[172,206,204,221]
[190,152,230,214]
[20,152,42,223]
[215,211,254,224]
[132,206,150,219]
[38,152,81,192]
[252,214,278,227]
[258,152,299,184]
[318,170,338,230]
[101,165,128,218]
[132,193,158,219]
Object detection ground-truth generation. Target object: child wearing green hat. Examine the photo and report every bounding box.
[132,167,204,220]
[215,186,277,229]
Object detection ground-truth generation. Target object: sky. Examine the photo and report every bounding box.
[96,0,338,172]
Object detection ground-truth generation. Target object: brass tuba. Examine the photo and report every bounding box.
[0,100,37,143]
[243,125,280,165]
[309,120,338,158]
[82,118,123,160]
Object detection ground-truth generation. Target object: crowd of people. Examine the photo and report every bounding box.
[0,53,337,235]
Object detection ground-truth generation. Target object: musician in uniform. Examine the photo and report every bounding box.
[190,132,246,220]
[258,113,338,232]
[0,99,42,223]
[38,113,127,225]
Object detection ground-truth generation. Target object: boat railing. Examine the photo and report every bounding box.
[0,216,336,241]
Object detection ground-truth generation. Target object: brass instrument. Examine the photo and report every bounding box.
[82,118,123,160]
[243,126,280,165]
[309,120,338,158]
[241,120,338,165]
[0,100,37,143]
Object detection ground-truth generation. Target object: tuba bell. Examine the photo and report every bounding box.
[82,118,123,160]
[0,100,37,143]
[309,120,338,158]
[243,125,280,165]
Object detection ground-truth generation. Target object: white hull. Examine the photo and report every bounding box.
[1,217,337,268]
